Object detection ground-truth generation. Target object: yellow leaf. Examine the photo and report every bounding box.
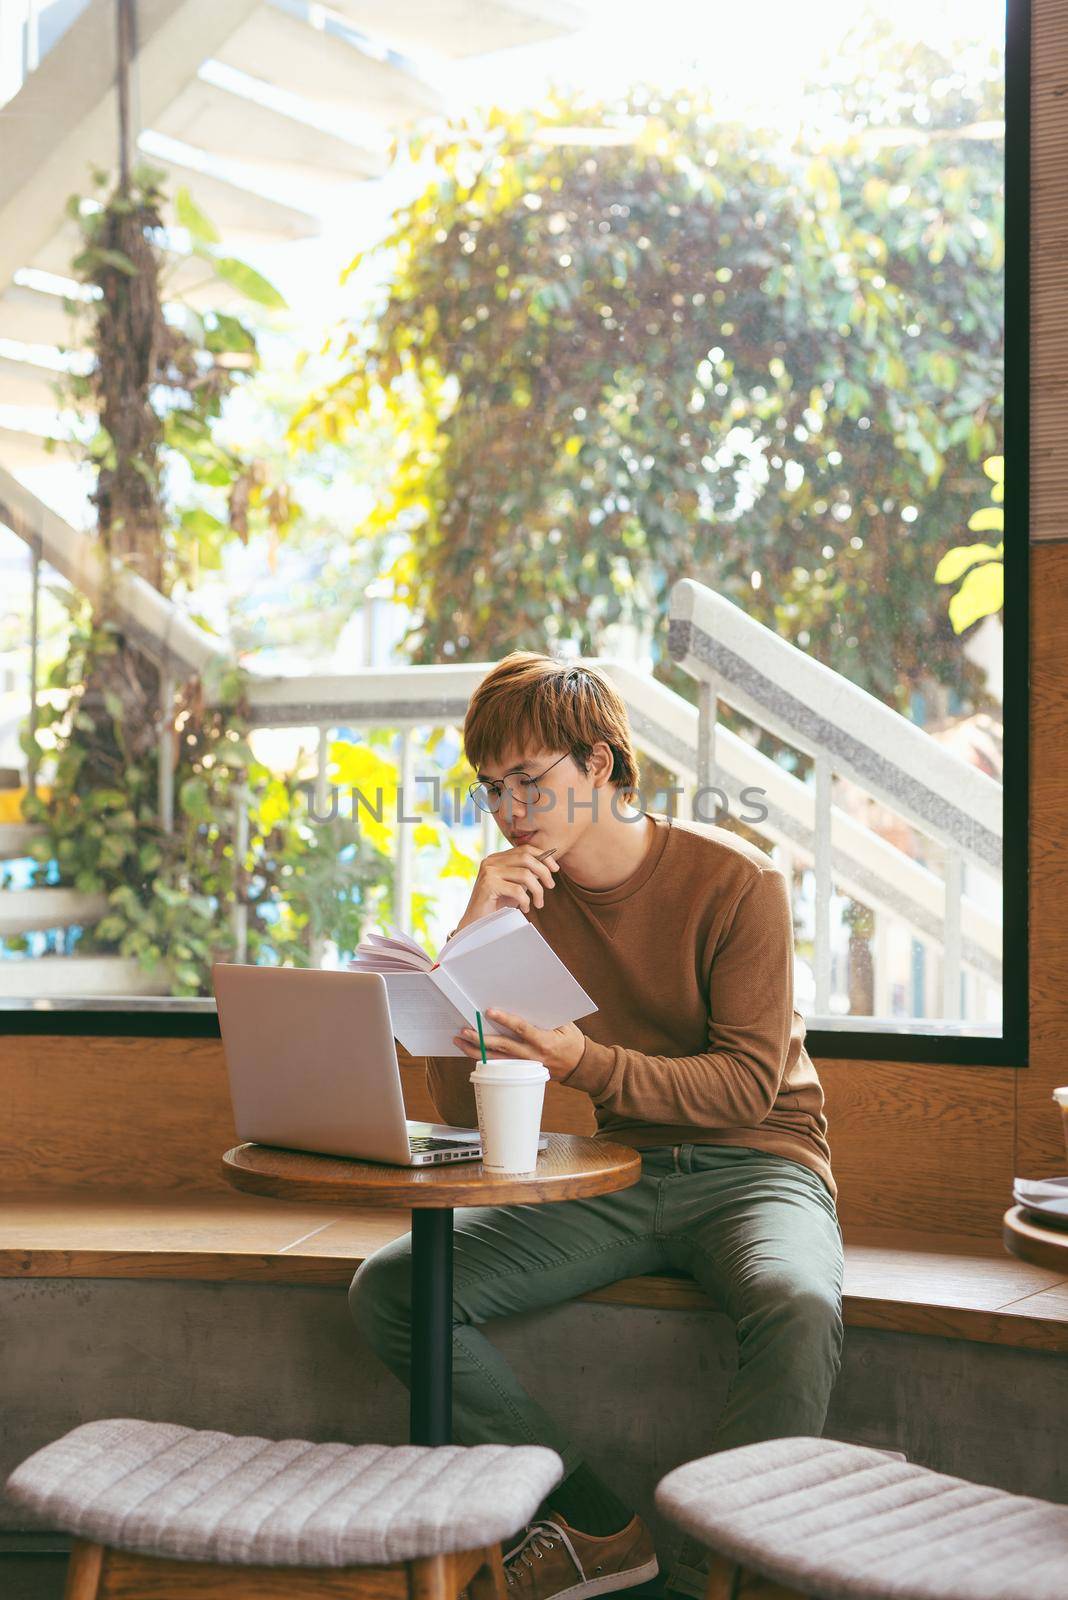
[413,820,439,848]
[440,839,478,880]
[329,741,399,855]
[935,542,1002,584]
[328,741,398,791]
[982,455,1004,483]
[967,507,1003,534]
[256,778,291,832]
[949,562,1004,634]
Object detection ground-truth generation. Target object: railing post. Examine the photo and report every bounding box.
[696,678,717,795]
[942,849,963,1020]
[315,724,330,816]
[873,907,891,1019]
[26,535,41,799]
[777,845,795,905]
[307,725,331,967]
[814,754,833,1015]
[394,728,415,934]
[232,782,249,963]
[158,667,175,833]
[480,801,497,860]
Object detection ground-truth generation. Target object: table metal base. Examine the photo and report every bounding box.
[410,1206,454,1444]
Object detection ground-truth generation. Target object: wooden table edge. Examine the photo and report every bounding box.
[221,1135,642,1209]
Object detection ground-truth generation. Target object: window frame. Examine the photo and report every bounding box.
[0,0,1030,1065]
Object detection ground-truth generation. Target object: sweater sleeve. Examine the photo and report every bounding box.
[557,866,796,1127]
[425,1055,480,1128]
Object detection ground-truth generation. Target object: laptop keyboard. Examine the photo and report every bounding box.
[409,1136,478,1152]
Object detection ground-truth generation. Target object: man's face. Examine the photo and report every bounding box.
[475,745,597,849]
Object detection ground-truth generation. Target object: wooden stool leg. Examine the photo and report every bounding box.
[705,1551,807,1599]
[409,1552,456,1600]
[64,1541,105,1600]
[466,1544,507,1600]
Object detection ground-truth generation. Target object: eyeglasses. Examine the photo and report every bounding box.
[468,752,570,815]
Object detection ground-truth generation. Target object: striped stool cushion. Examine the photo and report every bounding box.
[655,1436,1068,1600]
[5,1419,564,1568]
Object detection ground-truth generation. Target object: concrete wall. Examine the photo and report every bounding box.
[3,1276,1067,1594]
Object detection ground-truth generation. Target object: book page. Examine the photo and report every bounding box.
[440,907,526,958]
[382,973,471,1056]
[351,928,433,972]
[350,954,430,972]
[383,926,431,958]
[430,963,524,1047]
[438,920,597,1031]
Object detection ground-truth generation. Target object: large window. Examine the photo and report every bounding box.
[0,0,1022,1059]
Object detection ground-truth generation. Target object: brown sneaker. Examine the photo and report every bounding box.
[502,1512,659,1600]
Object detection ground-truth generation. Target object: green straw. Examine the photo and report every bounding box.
[475,1009,488,1064]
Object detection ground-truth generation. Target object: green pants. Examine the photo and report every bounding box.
[350,1142,844,1471]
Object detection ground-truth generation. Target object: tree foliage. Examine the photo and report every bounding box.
[294,18,1003,714]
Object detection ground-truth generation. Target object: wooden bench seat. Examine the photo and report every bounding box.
[5,1037,1065,1364]
[2,1190,1067,1353]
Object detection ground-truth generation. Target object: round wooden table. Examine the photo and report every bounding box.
[1003,1204,1068,1271]
[222,1133,641,1447]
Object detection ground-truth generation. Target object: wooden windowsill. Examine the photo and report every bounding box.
[1,1192,1066,1352]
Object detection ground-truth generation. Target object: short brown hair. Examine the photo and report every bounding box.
[463,652,640,799]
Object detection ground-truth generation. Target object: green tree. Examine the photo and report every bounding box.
[293,17,1003,716]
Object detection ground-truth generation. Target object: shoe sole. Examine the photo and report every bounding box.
[543,1555,660,1600]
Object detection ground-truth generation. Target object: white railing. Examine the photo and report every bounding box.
[668,578,1003,1028]
[0,467,1003,1031]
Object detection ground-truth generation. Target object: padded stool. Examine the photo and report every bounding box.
[5,1418,564,1600]
[655,1436,1068,1600]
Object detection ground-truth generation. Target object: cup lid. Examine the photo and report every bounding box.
[469,1057,549,1082]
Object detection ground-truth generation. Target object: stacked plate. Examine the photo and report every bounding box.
[1013,1175,1068,1226]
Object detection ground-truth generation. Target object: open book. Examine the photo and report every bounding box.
[348,907,597,1056]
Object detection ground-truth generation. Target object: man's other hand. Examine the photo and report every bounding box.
[452,1007,586,1079]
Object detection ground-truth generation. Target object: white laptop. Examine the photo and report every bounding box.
[212,963,549,1166]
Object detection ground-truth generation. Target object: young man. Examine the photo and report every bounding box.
[350,652,843,1600]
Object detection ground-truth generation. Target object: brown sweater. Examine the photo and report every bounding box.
[426,811,836,1198]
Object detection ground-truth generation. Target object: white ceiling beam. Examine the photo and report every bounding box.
[0,425,78,474]
[146,153,320,242]
[0,0,263,293]
[152,74,388,182]
[330,0,585,59]
[0,354,69,410]
[0,285,85,348]
[217,3,444,119]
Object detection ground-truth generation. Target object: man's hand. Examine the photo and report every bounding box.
[455,844,561,931]
[452,1006,586,1080]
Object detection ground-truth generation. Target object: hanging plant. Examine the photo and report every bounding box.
[15,165,393,991]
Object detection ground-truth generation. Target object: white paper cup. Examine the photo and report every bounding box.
[469,1057,549,1173]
